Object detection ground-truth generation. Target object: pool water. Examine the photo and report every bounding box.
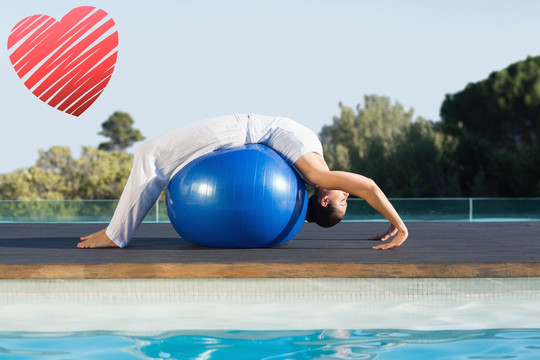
[1,329,540,359]
[1,278,539,359]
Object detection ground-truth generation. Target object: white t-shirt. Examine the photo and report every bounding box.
[146,114,323,181]
[237,113,323,165]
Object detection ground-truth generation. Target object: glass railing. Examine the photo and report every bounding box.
[0,200,167,223]
[344,198,539,222]
[0,198,538,223]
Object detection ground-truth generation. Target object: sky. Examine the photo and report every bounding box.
[1,0,539,174]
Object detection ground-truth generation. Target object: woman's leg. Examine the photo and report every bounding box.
[78,140,168,248]
[78,115,249,248]
[105,142,168,247]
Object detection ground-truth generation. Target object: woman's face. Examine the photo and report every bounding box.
[319,189,349,217]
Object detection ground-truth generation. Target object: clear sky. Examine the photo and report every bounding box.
[1,0,539,174]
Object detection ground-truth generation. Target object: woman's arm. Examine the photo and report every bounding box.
[294,153,408,250]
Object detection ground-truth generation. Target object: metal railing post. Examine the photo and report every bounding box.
[469,198,473,222]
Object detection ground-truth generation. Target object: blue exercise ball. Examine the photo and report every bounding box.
[166,144,308,248]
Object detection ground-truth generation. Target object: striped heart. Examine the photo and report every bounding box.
[7,6,118,117]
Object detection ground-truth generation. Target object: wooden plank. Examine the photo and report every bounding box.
[1,262,540,279]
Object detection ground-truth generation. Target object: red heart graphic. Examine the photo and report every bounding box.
[7,6,118,117]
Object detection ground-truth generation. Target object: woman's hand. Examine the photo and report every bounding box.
[370,224,408,250]
[369,224,397,241]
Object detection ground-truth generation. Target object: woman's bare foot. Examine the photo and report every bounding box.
[78,228,119,248]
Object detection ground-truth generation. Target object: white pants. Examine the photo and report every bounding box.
[106,114,322,247]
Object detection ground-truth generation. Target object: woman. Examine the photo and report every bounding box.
[78,114,408,250]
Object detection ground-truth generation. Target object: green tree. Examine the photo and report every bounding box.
[441,56,540,151]
[0,147,74,200]
[321,95,413,171]
[0,147,133,200]
[74,147,133,199]
[440,56,540,196]
[98,111,145,152]
[320,95,452,197]
[0,113,144,200]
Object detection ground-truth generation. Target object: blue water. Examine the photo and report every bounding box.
[1,329,540,359]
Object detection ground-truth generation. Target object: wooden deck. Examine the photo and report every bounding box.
[0,222,538,279]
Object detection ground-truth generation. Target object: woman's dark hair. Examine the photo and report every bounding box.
[305,192,344,228]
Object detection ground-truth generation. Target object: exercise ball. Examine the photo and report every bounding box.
[166,144,308,248]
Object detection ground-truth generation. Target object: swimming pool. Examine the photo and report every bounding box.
[2,329,540,359]
[1,278,539,359]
